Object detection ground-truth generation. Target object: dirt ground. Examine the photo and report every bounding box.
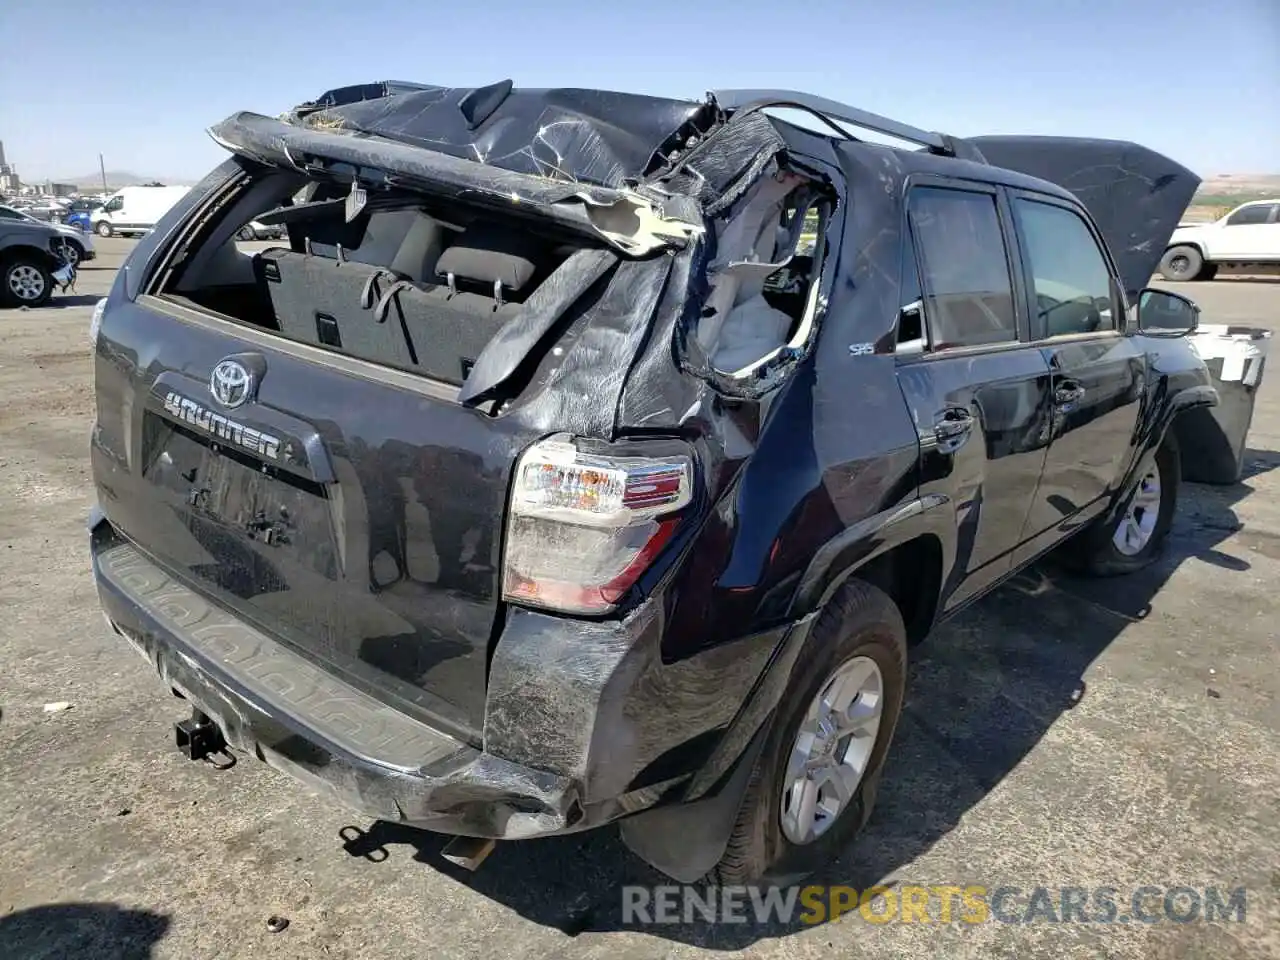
[1,238,1278,960]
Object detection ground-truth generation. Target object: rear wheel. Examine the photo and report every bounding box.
[95,221,113,238]
[2,257,54,308]
[1158,245,1204,282]
[710,579,907,885]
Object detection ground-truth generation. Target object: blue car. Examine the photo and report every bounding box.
[63,199,102,232]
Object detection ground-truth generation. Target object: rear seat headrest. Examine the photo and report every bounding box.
[435,226,539,292]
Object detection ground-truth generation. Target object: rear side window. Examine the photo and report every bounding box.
[1014,198,1115,338]
[908,187,1017,350]
[1226,204,1275,226]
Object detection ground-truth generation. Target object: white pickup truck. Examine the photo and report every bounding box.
[1159,198,1280,281]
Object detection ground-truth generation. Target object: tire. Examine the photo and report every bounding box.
[62,241,84,268]
[1158,245,1204,282]
[2,257,55,308]
[95,221,113,238]
[710,579,908,886]
[1065,435,1180,577]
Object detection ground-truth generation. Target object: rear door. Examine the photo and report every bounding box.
[893,181,1054,610]
[1007,192,1145,558]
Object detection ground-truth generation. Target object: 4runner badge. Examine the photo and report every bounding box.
[210,359,252,409]
[162,391,282,461]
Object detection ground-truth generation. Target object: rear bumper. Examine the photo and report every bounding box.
[94,537,588,838]
[90,516,791,841]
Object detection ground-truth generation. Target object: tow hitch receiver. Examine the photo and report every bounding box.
[175,710,228,761]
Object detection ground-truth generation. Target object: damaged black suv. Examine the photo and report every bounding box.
[89,81,1216,883]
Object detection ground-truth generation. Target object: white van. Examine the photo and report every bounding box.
[91,185,191,238]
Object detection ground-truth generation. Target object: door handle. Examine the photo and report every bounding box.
[1054,380,1086,406]
[934,407,975,452]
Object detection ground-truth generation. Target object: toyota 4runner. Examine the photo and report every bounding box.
[89,81,1216,883]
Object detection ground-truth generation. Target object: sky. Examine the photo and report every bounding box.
[1,0,1276,182]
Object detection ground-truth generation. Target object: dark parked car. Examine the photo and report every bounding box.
[88,81,1215,884]
[1,217,77,307]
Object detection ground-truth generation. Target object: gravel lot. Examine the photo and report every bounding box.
[1,238,1277,960]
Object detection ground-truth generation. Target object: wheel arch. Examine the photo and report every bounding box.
[1166,240,1206,258]
[787,496,955,645]
[0,242,59,269]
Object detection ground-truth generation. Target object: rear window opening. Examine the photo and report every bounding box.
[159,170,601,389]
[157,158,834,404]
[694,172,835,379]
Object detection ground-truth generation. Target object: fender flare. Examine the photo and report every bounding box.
[787,494,955,619]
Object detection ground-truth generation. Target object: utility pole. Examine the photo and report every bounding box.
[99,154,107,193]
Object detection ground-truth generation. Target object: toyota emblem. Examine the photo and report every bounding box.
[210,359,252,409]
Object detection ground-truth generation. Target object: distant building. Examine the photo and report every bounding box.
[38,181,77,197]
[0,140,20,196]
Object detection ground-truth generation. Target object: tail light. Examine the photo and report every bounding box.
[502,436,694,614]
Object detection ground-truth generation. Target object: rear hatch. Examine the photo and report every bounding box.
[90,136,702,742]
[94,299,546,742]
[91,91,833,741]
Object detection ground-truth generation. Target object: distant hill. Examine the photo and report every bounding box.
[1197,173,1280,196]
[56,171,195,190]
[1184,173,1280,222]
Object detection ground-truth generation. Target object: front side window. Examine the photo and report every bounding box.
[1015,198,1115,338]
[1225,203,1275,226]
[908,187,1017,350]
[104,197,123,213]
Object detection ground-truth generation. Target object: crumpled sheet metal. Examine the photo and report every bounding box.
[966,135,1201,299]
[208,112,704,258]
[649,110,787,215]
[458,248,617,405]
[291,84,716,189]
[484,599,785,804]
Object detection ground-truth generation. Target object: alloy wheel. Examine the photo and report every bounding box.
[1113,462,1162,556]
[780,655,884,844]
[7,264,47,302]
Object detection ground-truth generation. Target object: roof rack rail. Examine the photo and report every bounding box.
[711,89,952,154]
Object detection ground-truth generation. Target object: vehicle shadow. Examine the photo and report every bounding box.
[47,294,105,309]
[0,903,170,960]
[336,453,1272,947]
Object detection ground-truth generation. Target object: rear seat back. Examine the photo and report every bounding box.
[254,223,546,385]
[254,250,418,367]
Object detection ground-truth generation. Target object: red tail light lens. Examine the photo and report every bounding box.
[502,437,693,614]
